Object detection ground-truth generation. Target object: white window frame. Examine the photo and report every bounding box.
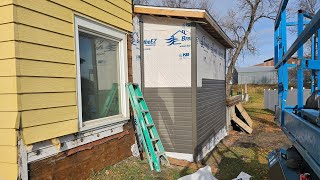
[74,16,129,131]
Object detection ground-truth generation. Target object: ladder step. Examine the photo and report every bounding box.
[141,109,149,113]
[156,152,165,157]
[146,123,154,128]
[136,95,144,99]
[151,138,159,142]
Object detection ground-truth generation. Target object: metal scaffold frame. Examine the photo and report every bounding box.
[274,0,320,177]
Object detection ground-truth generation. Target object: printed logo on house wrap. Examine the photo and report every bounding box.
[179,52,190,59]
[144,38,157,46]
[166,30,191,47]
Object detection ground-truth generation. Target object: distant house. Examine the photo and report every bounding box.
[237,57,297,85]
[237,66,278,84]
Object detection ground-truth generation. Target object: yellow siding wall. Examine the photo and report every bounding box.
[0,1,132,178]
[12,0,132,145]
[0,2,19,180]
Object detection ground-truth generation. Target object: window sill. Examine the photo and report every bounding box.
[80,116,130,132]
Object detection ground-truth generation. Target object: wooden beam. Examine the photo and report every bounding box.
[232,115,253,134]
[236,103,253,128]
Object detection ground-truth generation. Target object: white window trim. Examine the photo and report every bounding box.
[74,16,129,131]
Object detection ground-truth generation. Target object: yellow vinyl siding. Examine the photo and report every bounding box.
[19,77,75,93]
[3,0,133,146]
[15,6,73,36]
[16,24,74,50]
[0,41,15,59]
[21,106,77,128]
[108,0,132,13]
[16,42,75,64]
[0,129,17,146]
[22,119,78,145]
[20,92,76,111]
[49,0,132,31]
[0,146,17,164]
[82,0,132,22]
[0,59,16,76]
[18,60,76,77]
[0,163,18,180]
[0,94,19,112]
[0,23,14,41]
[0,112,20,129]
[0,5,14,24]
[0,0,13,6]
[0,77,18,94]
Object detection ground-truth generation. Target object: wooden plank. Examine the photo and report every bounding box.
[0,5,14,24]
[0,146,17,163]
[15,6,73,36]
[18,60,76,77]
[0,23,14,41]
[0,163,18,180]
[16,24,74,50]
[0,59,16,76]
[22,106,77,128]
[15,0,73,22]
[134,6,205,18]
[107,0,132,13]
[19,77,76,93]
[0,129,17,146]
[16,42,75,64]
[0,77,17,94]
[0,112,20,129]
[22,119,78,144]
[232,115,253,134]
[20,92,76,110]
[82,0,132,22]
[0,41,15,59]
[236,103,253,128]
[0,94,19,111]
[49,0,132,31]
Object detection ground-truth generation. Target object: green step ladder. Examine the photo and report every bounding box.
[127,83,169,172]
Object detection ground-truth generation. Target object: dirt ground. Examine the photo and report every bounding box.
[89,93,291,180]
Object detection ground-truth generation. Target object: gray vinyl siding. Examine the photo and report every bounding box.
[144,87,193,154]
[197,79,226,146]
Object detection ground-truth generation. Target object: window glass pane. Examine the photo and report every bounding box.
[79,32,120,122]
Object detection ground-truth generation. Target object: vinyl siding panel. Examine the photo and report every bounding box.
[0,94,19,111]
[144,88,193,154]
[0,163,18,180]
[0,146,17,164]
[0,5,14,24]
[0,23,14,41]
[197,79,226,145]
[0,129,17,146]
[22,119,78,145]
[0,59,17,76]
[0,112,20,129]
[0,0,13,6]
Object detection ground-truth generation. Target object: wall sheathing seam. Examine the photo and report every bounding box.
[191,23,197,161]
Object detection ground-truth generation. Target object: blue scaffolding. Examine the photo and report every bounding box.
[275,0,320,177]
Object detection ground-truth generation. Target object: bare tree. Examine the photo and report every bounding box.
[133,0,149,5]
[224,0,278,96]
[298,0,319,14]
[158,0,214,12]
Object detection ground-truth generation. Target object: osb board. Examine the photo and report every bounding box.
[22,119,78,144]
[0,112,20,129]
[0,129,17,146]
[21,106,77,128]
[232,115,253,134]
[236,103,253,128]
[0,163,18,180]
[0,146,17,164]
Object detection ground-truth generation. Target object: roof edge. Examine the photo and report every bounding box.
[134,5,235,48]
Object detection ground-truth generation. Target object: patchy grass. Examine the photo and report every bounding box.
[89,157,195,180]
[202,93,291,180]
[89,92,290,180]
